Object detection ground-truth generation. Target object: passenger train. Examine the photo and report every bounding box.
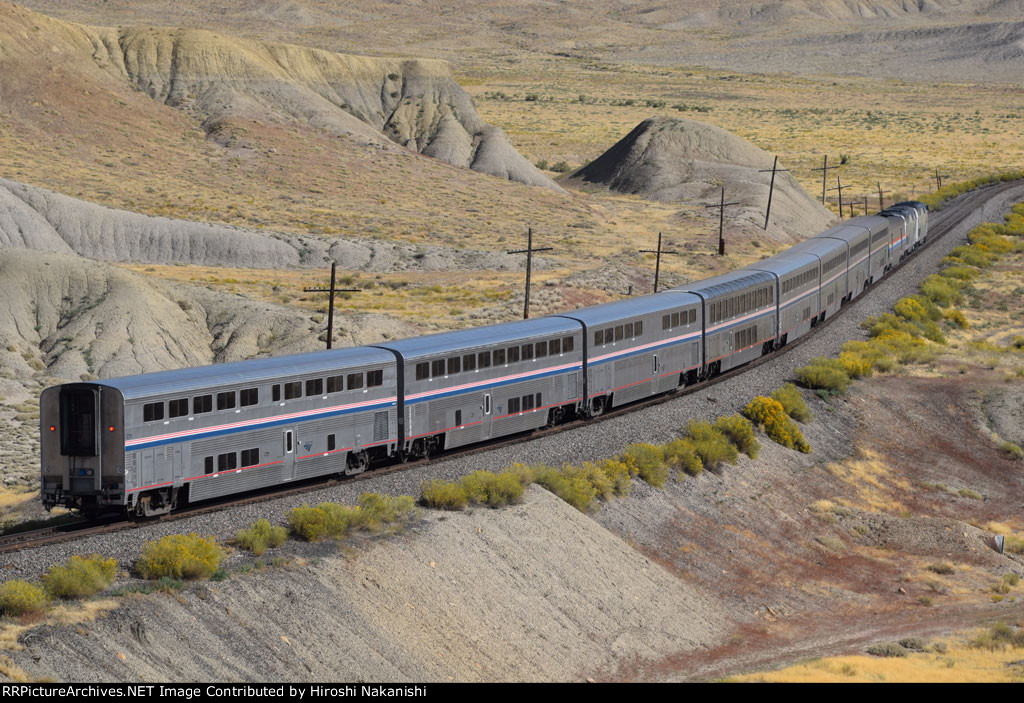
[40,202,927,516]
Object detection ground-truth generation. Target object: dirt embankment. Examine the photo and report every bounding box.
[10,487,724,682]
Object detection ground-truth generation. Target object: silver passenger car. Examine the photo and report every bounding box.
[786,236,849,320]
[744,252,820,345]
[374,318,583,453]
[670,270,777,374]
[812,222,872,300]
[555,292,703,413]
[40,347,398,515]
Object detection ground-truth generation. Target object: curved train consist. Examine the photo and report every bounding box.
[40,202,927,516]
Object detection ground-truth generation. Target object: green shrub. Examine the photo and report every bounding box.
[42,554,118,599]
[420,479,469,510]
[1001,441,1024,460]
[940,265,978,281]
[684,420,738,469]
[794,357,851,393]
[920,275,962,307]
[866,642,908,657]
[970,622,1024,650]
[663,437,703,476]
[459,470,526,508]
[136,534,224,580]
[943,308,969,329]
[287,502,359,541]
[771,383,812,422]
[713,415,760,460]
[356,493,418,529]
[743,396,812,453]
[0,580,47,617]
[622,444,668,487]
[894,296,929,322]
[235,519,288,556]
[533,464,599,512]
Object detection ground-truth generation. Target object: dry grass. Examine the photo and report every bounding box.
[731,632,1024,682]
[823,450,911,515]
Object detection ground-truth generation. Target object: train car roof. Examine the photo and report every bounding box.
[843,215,890,234]
[556,290,701,327]
[812,223,871,244]
[787,236,848,257]
[667,269,775,298]
[88,346,397,400]
[742,251,819,276]
[374,316,579,361]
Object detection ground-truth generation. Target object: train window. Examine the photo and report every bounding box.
[463,354,476,372]
[768,287,774,304]
[624,323,633,338]
[523,394,535,411]
[535,392,542,408]
[328,375,345,393]
[415,363,429,381]
[241,448,260,468]
[272,385,281,402]
[522,343,534,360]
[549,338,561,355]
[494,348,506,365]
[306,378,323,397]
[204,456,214,475]
[217,452,237,472]
[563,336,574,352]
[217,392,236,411]
[347,372,364,390]
[635,320,643,336]
[536,341,547,358]
[169,398,188,418]
[478,350,492,368]
[594,331,603,346]
[447,356,461,375]
[455,409,462,426]
[600,329,610,344]
[662,314,671,330]
[193,395,212,414]
[143,402,164,422]
[614,326,623,341]
[689,309,696,324]
[507,346,520,363]
[432,359,445,377]
[508,397,521,414]
[240,388,259,407]
[327,434,336,451]
[284,382,302,400]
[367,369,383,387]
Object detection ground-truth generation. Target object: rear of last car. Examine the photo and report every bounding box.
[40,383,127,515]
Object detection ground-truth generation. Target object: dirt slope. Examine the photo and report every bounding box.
[12,487,725,682]
[568,117,835,241]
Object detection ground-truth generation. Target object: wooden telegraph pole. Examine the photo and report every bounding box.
[934,168,951,191]
[758,155,789,230]
[877,182,890,211]
[303,262,361,350]
[827,175,847,220]
[704,187,741,256]
[508,227,553,319]
[811,155,840,205]
[638,232,681,293]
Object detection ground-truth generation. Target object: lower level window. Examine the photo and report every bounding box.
[327,434,336,452]
[217,452,237,471]
[240,448,260,467]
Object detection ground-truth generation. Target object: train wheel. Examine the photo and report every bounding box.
[546,406,564,428]
[345,450,369,476]
[590,397,606,417]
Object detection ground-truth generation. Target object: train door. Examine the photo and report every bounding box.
[481,393,492,439]
[283,429,295,480]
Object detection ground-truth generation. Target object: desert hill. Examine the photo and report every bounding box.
[568,117,835,240]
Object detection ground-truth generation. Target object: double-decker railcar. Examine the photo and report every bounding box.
[786,236,850,321]
[813,223,872,300]
[374,318,583,454]
[555,293,703,414]
[744,253,820,346]
[40,348,399,516]
[670,270,777,375]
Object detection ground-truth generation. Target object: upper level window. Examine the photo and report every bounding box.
[169,398,188,418]
[143,402,164,422]
[494,348,506,365]
[507,346,520,363]
[367,369,383,387]
[549,338,561,355]
[193,395,213,414]
[562,336,574,352]
[284,382,302,400]
[478,351,491,368]
[306,378,323,397]
[347,372,364,390]
[240,388,259,407]
[328,375,344,393]
[463,354,476,372]
[432,359,446,377]
[535,341,547,357]
[217,391,235,411]
[447,356,461,375]
[415,363,429,381]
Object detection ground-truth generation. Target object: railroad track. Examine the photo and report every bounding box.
[2,179,1018,555]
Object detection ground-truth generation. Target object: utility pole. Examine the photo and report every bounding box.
[877,182,890,211]
[303,262,361,350]
[758,155,789,230]
[934,168,951,191]
[638,232,681,293]
[827,175,847,220]
[704,187,741,256]
[863,195,868,216]
[507,227,553,319]
[811,155,840,205]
